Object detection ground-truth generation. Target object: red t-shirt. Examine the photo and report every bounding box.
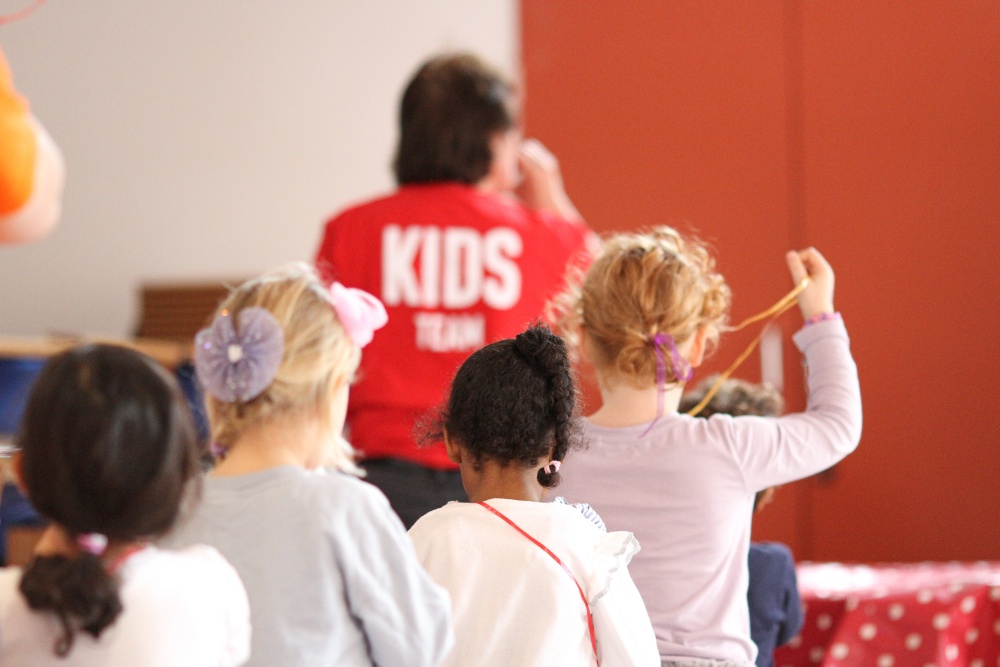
[315,183,591,469]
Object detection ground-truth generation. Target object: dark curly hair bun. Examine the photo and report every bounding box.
[430,323,581,488]
[511,327,578,488]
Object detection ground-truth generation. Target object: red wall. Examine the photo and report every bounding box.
[522,1,1000,562]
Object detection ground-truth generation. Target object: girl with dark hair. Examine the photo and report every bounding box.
[408,323,659,667]
[0,344,250,666]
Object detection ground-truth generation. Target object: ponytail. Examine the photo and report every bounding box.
[512,325,579,489]
[427,323,582,485]
[18,554,123,656]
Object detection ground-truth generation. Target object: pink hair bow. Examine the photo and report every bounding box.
[329,282,388,348]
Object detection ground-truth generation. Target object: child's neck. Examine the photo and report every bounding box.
[462,459,546,504]
[588,375,685,427]
[212,413,326,476]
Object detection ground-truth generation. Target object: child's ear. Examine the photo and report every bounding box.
[443,430,463,465]
[688,327,709,368]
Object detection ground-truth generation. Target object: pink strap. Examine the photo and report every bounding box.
[478,501,599,665]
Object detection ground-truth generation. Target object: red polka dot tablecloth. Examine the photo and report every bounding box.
[774,562,1000,667]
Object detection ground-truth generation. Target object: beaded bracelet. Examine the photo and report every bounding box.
[804,312,842,327]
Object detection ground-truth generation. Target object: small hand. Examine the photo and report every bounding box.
[515,139,582,221]
[785,247,835,320]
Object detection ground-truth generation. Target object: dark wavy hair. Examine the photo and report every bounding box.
[15,344,200,656]
[393,53,516,186]
[422,324,582,488]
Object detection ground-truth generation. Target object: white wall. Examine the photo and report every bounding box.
[0,1,518,337]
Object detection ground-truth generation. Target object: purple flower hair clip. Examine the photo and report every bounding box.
[195,307,284,403]
[329,282,388,348]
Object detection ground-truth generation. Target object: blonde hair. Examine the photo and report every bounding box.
[204,263,360,470]
[554,227,731,388]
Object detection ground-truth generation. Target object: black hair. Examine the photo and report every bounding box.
[15,344,200,656]
[423,323,581,488]
[393,53,516,186]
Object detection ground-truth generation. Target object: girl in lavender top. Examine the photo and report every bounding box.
[551,228,862,667]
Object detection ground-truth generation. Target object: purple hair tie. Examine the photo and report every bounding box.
[642,332,693,436]
[195,307,284,403]
[209,441,229,461]
[77,533,109,556]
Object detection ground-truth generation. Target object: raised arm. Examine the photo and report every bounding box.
[515,139,583,222]
[713,248,862,489]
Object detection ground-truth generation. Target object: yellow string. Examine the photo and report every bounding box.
[685,278,809,417]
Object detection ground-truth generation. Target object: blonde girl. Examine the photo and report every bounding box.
[552,228,862,667]
[164,264,453,667]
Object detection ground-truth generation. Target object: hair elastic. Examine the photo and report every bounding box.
[641,332,693,436]
[209,441,228,461]
[76,533,108,556]
[543,460,561,474]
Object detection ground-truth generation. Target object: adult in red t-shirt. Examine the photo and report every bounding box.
[315,53,593,527]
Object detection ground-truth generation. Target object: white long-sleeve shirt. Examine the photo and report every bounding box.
[556,318,862,664]
[0,545,250,666]
[410,499,661,667]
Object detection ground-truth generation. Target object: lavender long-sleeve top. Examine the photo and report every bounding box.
[555,318,862,664]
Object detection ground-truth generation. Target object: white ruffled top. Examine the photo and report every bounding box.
[409,498,660,667]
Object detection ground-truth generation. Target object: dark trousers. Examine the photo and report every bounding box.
[361,458,467,529]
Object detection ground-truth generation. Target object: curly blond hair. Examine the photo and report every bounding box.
[204,264,360,470]
[553,227,731,388]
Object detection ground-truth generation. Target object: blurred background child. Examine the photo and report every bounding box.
[553,228,861,667]
[679,377,803,667]
[163,264,453,667]
[409,324,659,667]
[0,345,250,666]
